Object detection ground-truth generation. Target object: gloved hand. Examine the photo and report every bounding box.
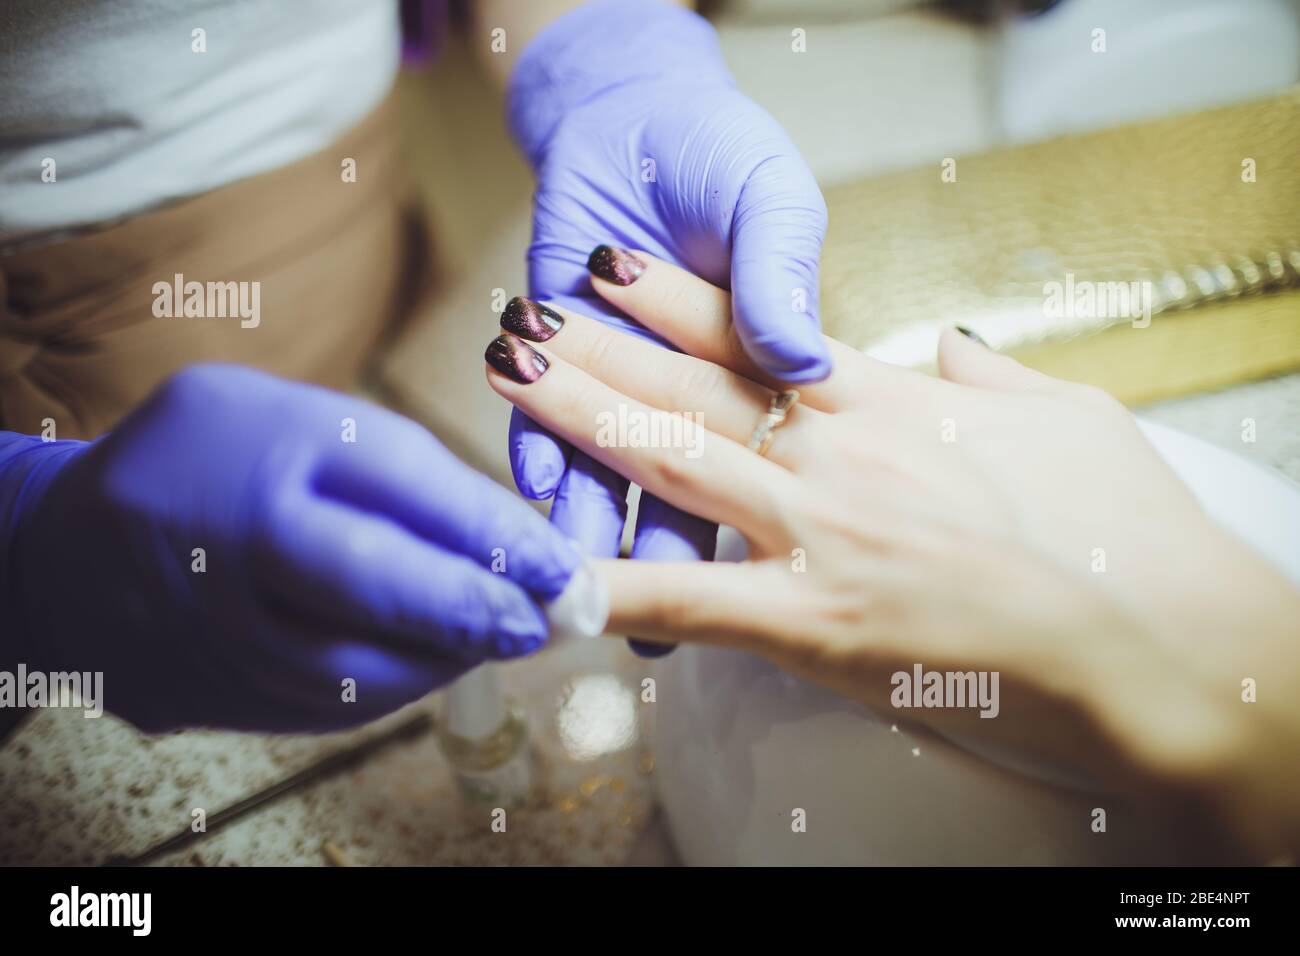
[0,365,579,733]
[505,0,830,655]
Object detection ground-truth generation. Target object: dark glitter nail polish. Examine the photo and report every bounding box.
[502,297,564,342]
[587,245,645,286]
[956,326,989,348]
[486,333,549,384]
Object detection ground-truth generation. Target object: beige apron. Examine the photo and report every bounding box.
[0,87,433,440]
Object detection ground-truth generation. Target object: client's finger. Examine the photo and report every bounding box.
[549,451,630,558]
[594,558,787,649]
[500,295,814,469]
[585,246,885,410]
[485,333,798,550]
[508,408,568,499]
[936,326,1058,392]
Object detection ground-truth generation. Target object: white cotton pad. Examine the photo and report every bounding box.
[545,561,610,643]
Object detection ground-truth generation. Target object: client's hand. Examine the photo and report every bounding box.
[484,252,1300,861]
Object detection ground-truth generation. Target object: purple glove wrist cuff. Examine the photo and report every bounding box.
[506,0,731,166]
[0,434,86,664]
[400,0,450,66]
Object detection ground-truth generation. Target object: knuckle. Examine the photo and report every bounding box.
[644,444,700,491]
[575,325,621,376]
[720,327,754,375]
[558,377,609,443]
[654,274,698,319]
[671,362,725,412]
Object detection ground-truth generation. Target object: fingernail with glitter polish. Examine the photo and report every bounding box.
[956,326,989,348]
[502,296,563,342]
[486,333,549,384]
[587,245,645,286]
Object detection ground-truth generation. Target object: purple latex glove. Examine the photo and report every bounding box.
[0,365,579,733]
[505,0,829,655]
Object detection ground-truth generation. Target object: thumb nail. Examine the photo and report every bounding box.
[955,326,990,348]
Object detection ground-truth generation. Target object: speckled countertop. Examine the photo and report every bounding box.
[1138,373,1300,483]
[0,640,667,867]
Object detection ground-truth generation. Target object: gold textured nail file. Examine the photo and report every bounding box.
[819,86,1300,406]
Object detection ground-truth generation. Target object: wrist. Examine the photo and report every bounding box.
[1117,685,1300,862]
[1088,586,1300,860]
[505,0,728,164]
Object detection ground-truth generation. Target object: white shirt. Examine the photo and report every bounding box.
[0,0,401,248]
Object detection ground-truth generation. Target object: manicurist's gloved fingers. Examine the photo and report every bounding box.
[626,492,718,659]
[314,422,580,602]
[728,146,832,384]
[509,407,569,499]
[485,333,797,552]
[548,451,630,559]
[254,494,549,660]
